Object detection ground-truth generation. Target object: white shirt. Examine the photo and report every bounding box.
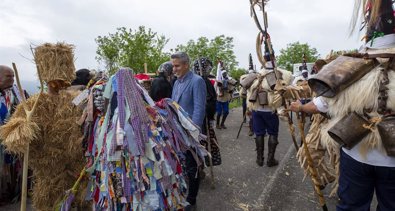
[312,97,329,113]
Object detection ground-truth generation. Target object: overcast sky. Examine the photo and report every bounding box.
[1,0,362,82]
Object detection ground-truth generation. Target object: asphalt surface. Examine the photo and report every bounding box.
[197,107,293,211]
[196,107,340,211]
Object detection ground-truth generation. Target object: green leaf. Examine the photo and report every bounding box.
[276,42,319,72]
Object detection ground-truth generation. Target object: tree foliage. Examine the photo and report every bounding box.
[276,42,319,72]
[229,68,246,82]
[176,35,238,75]
[95,26,170,75]
[96,28,242,77]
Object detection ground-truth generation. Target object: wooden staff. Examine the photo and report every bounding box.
[279,87,299,151]
[144,63,148,74]
[13,63,44,211]
[293,93,328,211]
[282,99,299,151]
[205,118,215,189]
[236,112,247,139]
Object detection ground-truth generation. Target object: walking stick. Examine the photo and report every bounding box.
[236,112,246,139]
[295,103,328,211]
[282,99,299,151]
[206,118,215,189]
[12,63,44,211]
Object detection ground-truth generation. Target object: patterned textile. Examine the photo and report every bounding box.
[82,68,208,211]
[201,126,221,166]
[0,85,24,203]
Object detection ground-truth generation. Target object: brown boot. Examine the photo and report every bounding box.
[267,135,279,167]
[255,136,264,166]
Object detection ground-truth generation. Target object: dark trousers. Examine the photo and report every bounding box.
[185,150,200,205]
[252,111,279,136]
[242,98,247,116]
[337,149,395,211]
[216,101,229,116]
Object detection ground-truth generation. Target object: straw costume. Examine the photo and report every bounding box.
[0,43,86,211]
[291,54,358,191]
[303,1,395,209]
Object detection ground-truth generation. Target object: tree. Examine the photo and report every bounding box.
[229,68,246,82]
[276,42,319,72]
[176,35,238,75]
[96,26,170,75]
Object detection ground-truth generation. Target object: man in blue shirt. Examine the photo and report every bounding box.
[171,52,206,211]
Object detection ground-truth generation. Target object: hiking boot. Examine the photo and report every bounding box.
[216,114,221,129]
[267,135,279,167]
[255,136,264,166]
[220,114,228,129]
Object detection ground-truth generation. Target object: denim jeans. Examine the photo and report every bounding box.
[216,101,229,116]
[337,149,395,211]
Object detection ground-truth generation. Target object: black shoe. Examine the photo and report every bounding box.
[220,114,228,129]
[248,130,254,136]
[216,114,221,129]
[199,170,206,180]
[185,204,197,211]
[266,159,278,167]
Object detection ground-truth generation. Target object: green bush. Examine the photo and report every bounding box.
[229,97,242,109]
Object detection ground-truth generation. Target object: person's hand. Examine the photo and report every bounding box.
[290,100,303,112]
[277,108,288,121]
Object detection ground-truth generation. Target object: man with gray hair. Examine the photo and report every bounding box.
[171,52,206,211]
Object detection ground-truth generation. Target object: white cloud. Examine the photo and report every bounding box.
[0,0,363,81]
[0,1,53,48]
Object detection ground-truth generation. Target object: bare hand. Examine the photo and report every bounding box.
[290,100,302,112]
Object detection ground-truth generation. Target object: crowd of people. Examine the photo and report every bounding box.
[0,48,238,211]
[1,0,395,210]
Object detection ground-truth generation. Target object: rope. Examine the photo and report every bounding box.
[362,116,382,131]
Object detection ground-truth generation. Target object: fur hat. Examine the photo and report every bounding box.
[193,57,213,74]
[365,0,395,42]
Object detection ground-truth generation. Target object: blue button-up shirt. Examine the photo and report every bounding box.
[172,71,206,128]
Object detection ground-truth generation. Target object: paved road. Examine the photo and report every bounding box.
[197,107,339,211]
